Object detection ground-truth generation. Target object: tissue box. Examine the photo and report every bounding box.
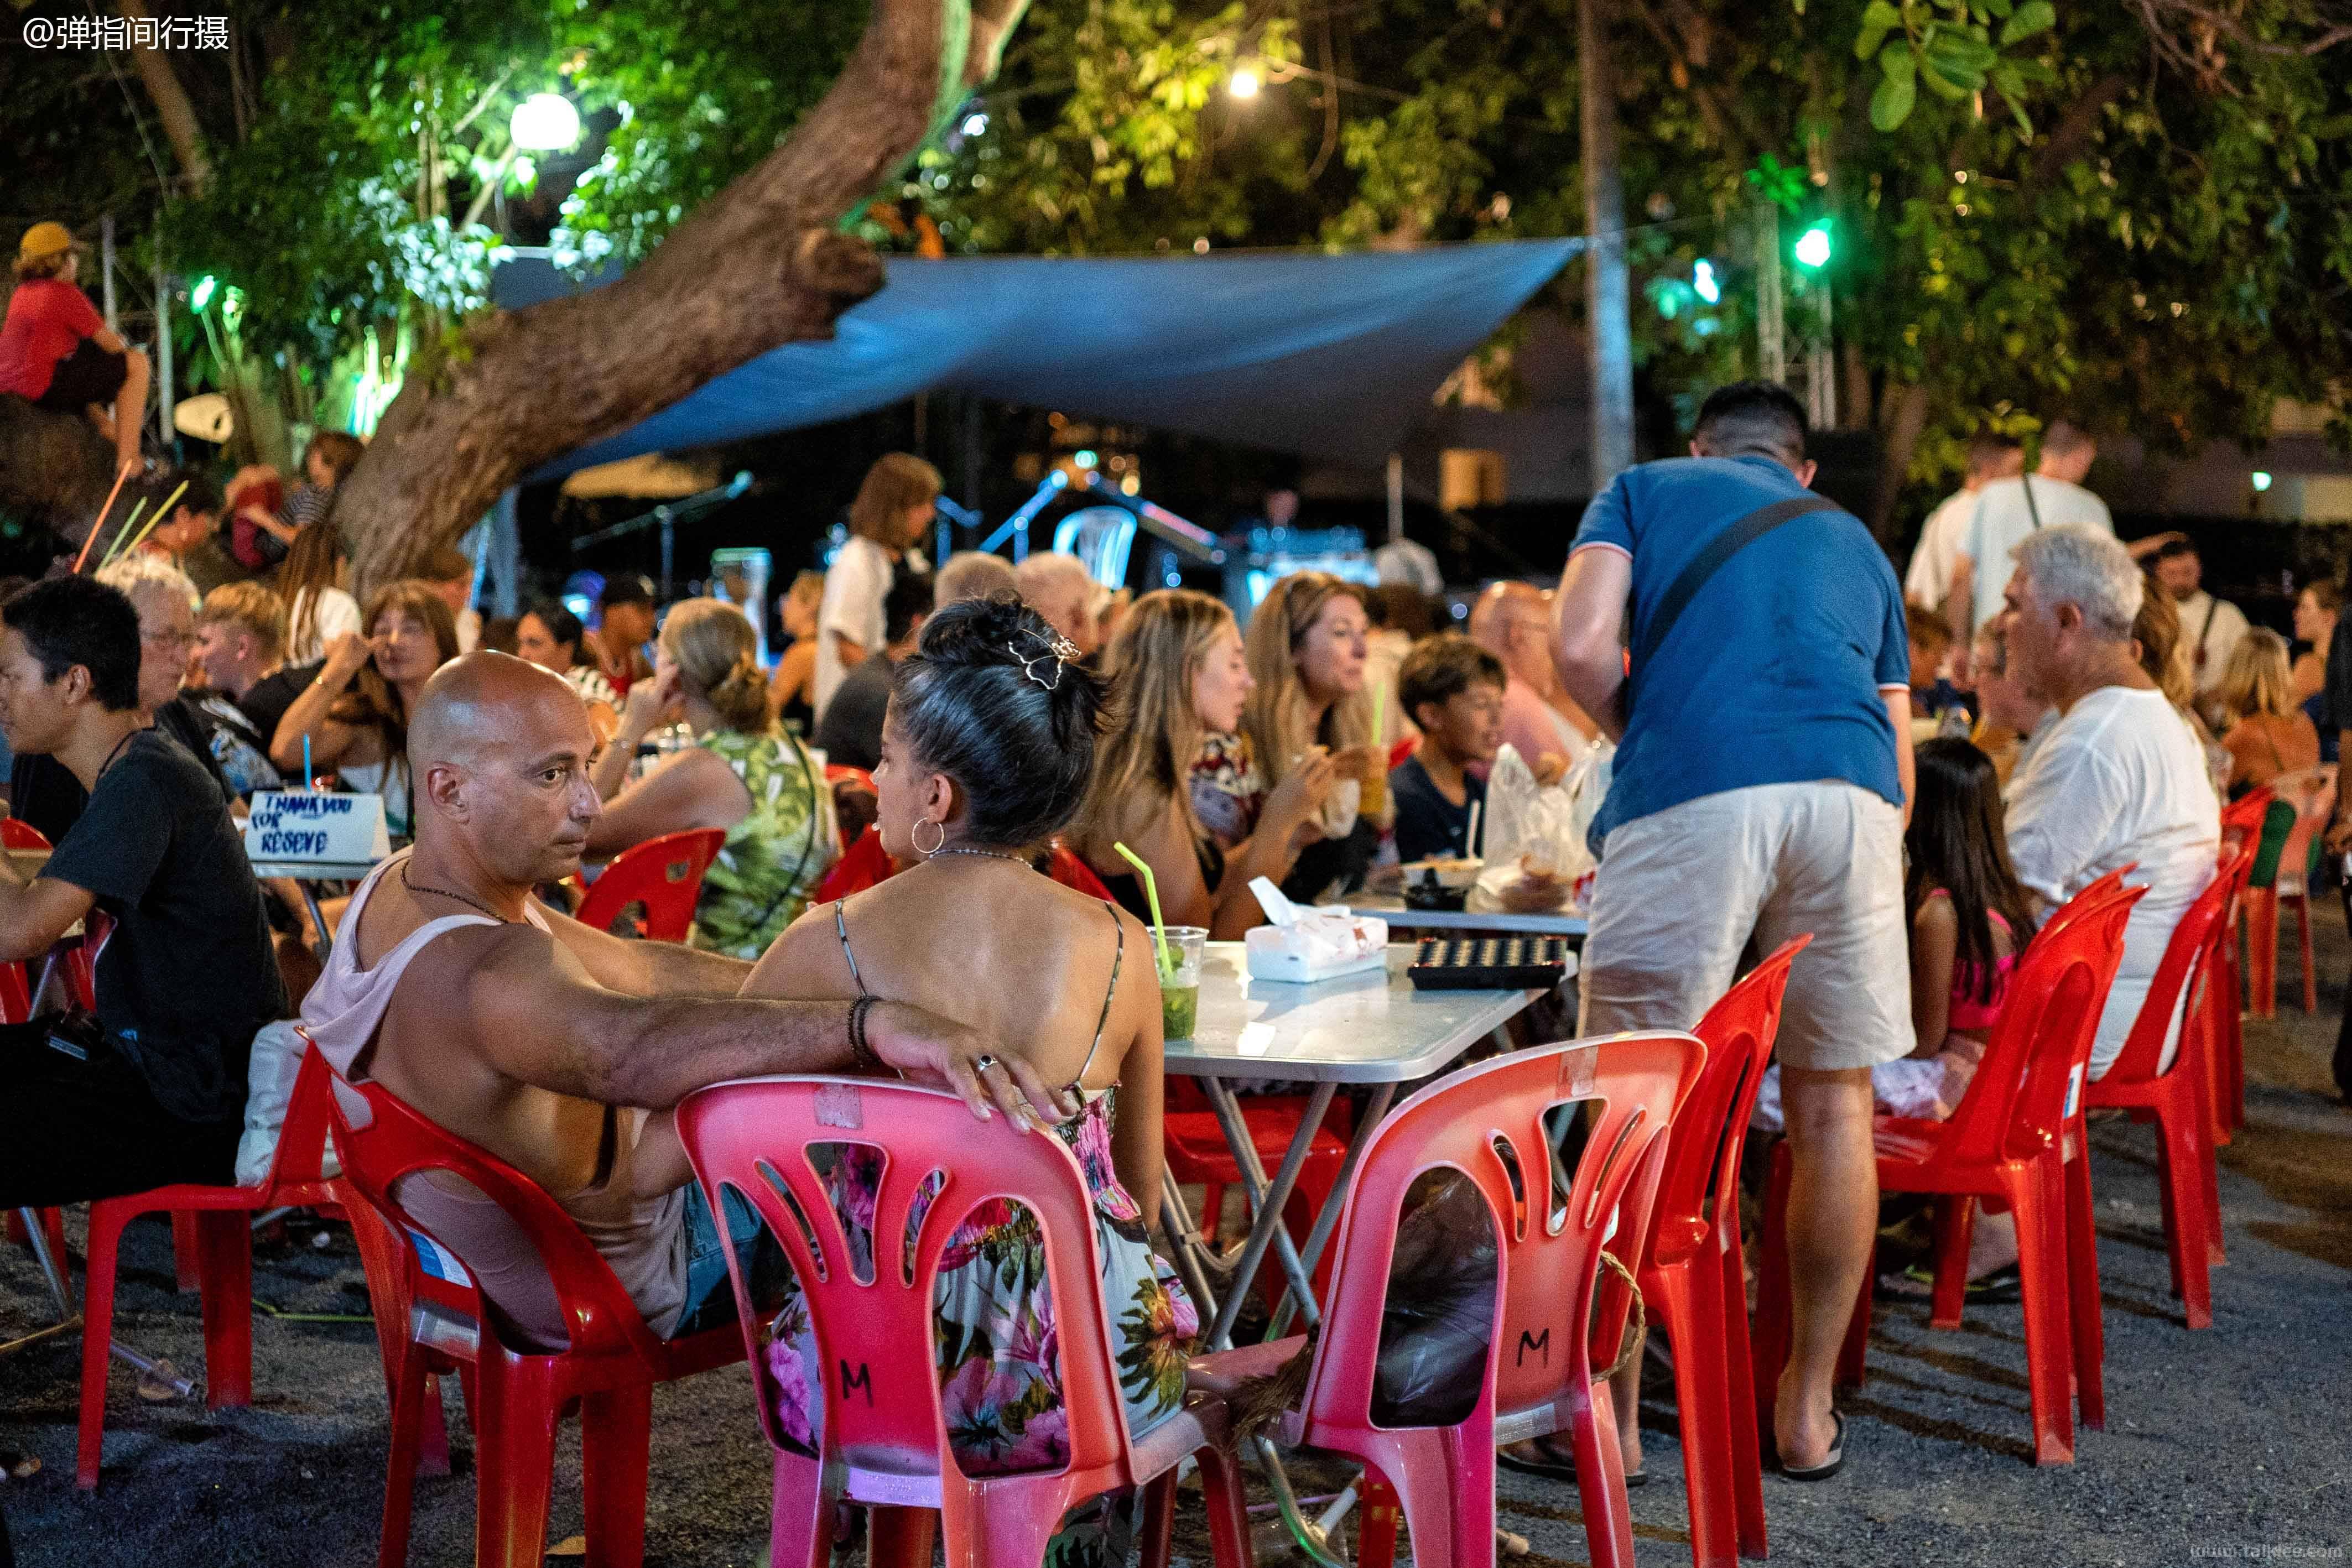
[1245,912,1388,983]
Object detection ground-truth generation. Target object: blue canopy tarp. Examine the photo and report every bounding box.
[524,240,1578,480]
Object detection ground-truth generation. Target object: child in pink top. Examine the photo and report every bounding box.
[1876,737,2041,1119]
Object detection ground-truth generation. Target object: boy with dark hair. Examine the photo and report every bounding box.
[0,576,288,1205]
[1388,632,1507,863]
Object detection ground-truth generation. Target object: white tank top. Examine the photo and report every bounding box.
[303,853,688,1348]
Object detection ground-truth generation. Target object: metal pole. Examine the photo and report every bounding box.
[658,508,674,598]
[1385,454,1404,545]
[154,236,175,452]
[1755,205,1785,385]
[1807,277,1836,431]
[1580,0,1635,485]
[100,214,118,330]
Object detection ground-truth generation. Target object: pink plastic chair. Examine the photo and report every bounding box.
[674,1076,1257,1568]
[1195,1033,1701,1568]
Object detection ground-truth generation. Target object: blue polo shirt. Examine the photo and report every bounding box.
[1572,455,1909,852]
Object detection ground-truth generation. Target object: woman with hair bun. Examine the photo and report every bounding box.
[587,597,833,954]
[741,595,1198,1510]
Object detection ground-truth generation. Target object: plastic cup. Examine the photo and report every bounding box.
[1154,925,1207,1040]
[1358,752,1388,822]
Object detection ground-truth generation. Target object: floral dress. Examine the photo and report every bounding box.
[763,895,1200,1568]
[689,726,835,958]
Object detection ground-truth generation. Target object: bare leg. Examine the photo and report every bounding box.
[109,348,151,475]
[1775,1065,1876,1470]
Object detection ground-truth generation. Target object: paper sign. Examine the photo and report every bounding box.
[244,790,390,863]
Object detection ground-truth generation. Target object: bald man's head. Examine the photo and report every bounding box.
[1468,581,1552,683]
[409,652,602,885]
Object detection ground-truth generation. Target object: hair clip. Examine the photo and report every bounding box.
[1011,633,1082,691]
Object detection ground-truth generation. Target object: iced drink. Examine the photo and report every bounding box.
[1155,926,1207,1040]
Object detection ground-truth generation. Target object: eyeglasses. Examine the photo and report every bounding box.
[144,629,199,651]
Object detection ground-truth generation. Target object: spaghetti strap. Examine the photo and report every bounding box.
[834,901,870,998]
[1069,900,1124,1091]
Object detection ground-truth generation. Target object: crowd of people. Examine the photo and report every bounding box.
[0,363,2335,1554]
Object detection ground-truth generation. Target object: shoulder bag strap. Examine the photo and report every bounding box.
[2021,473,2045,530]
[1628,493,1842,708]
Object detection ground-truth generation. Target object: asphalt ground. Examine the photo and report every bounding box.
[2,910,2347,1567]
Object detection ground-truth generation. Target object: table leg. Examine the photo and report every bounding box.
[1157,1170,1223,1329]
[0,1209,194,1394]
[298,882,334,961]
[1201,1079,1334,1350]
[1268,1083,1397,1341]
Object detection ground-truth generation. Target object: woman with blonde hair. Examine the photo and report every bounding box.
[1241,571,1387,902]
[2133,585,2233,798]
[2215,627,2319,795]
[589,597,833,955]
[815,453,940,720]
[1071,590,1338,937]
[270,580,460,839]
[766,568,826,732]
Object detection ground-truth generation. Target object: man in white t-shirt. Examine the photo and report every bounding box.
[1999,525,2219,1082]
[2133,533,2249,700]
[814,454,939,721]
[1948,420,2112,649]
[1906,432,2023,612]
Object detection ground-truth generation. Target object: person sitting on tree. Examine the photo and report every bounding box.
[0,223,151,480]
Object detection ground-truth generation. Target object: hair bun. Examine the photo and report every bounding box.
[914,593,1039,669]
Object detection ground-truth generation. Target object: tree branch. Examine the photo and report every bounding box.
[115,0,210,189]
[1624,0,1762,162]
[344,0,1027,595]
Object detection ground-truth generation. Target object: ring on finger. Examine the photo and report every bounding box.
[973,1053,1000,1075]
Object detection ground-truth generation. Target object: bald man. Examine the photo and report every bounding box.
[301,652,1058,1348]
[1469,581,1596,786]
[1013,551,1105,658]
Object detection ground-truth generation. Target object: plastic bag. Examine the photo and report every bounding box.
[1468,741,1609,911]
[1371,1173,1499,1427]
[237,1019,339,1186]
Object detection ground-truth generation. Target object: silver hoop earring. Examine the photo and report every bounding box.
[912,818,946,858]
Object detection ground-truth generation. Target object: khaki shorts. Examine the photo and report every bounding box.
[1578,781,1914,1073]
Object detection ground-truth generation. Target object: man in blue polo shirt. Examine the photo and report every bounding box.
[1553,382,1914,1482]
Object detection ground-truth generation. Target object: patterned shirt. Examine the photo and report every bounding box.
[688,727,835,958]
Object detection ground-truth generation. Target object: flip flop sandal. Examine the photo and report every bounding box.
[1776,1411,1845,1483]
[1496,1437,1649,1487]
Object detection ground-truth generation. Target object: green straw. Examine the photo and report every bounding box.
[1113,841,1178,978]
[1370,684,1386,748]
[93,499,147,571]
[102,479,186,569]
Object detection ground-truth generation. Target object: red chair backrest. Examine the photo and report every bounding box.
[1938,883,2141,1168]
[823,764,876,793]
[2104,843,2252,1085]
[814,824,897,905]
[1,820,52,851]
[675,1076,1139,1488]
[1047,843,1116,900]
[2269,765,2336,889]
[575,829,726,943]
[1300,1033,1700,1432]
[2219,785,2275,850]
[1640,939,1809,1273]
[310,1044,666,1363]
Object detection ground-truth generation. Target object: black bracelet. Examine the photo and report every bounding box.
[846,995,881,1072]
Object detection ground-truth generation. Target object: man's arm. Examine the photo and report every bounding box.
[1553,544,1632,743]
[535,899,754,999]
[0,868,96,964]
[443,923,1070,1127]
[1882,687,1916,828]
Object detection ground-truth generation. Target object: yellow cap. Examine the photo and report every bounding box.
[16,222,73,264]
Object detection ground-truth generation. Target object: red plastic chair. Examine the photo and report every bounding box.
[1198,1033,1701,1568]
[2218,785,2276,849]
[76,1045,411,1488]
[814,824,897,904]
[575,829,726,943]
[1046,842,1116,900]
[2083,843,2252,1331]
[2242,765,2334,1019]
[674,1076,1257,1568]
[318,1052,745,1568]
[1633,938,1809,1568]
[1754,883,2140,1466]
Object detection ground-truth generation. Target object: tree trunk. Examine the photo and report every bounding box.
[116,0,211,190]
[1581,0,1635,485]
[342,0,1030,597]
[0,398,119,555]
[1870,381,1932,544]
